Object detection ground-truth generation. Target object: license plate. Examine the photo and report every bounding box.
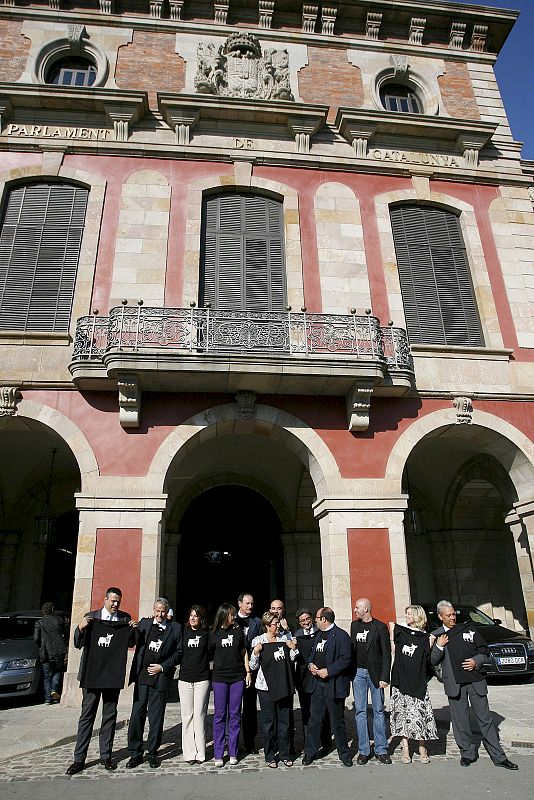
[497,656,525,665]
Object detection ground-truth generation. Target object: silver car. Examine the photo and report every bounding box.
[0,611,46,699]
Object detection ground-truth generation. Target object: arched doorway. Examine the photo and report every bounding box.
[176,485,284,621]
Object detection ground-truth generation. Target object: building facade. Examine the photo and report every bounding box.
[0,0,533,701]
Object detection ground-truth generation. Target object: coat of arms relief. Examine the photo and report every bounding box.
[195,32,293,101]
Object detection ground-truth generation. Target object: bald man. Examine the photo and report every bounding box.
[351,598,391,765]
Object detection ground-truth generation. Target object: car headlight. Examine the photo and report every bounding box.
[5,658,37,670]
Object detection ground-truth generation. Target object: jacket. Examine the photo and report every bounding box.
[350,617,391,688]
[129,617,183,692]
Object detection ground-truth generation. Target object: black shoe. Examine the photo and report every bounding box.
[376,753,392,765]
[460,757,472,767]
[340,756,353,767]
[125,755,143,769]
[302,754,314,766]
[148,755,160,769]
[66,761,84,776]
[495,759,518,770]
[356,754,370,765]
[101,758,116,771]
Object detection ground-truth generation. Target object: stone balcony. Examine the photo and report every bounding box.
[69,305,414,431]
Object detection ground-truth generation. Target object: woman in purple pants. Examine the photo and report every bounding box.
[210,603,250,766]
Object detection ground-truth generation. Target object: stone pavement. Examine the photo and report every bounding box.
[0,677,532,781]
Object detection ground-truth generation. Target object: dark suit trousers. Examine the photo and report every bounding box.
[74,688,120,762]
[298,688,331,749]
[304,683,349,760]
[449,684,506,764]
[128,683,168,756]
[241,679,258,750]
[258,691,291,763]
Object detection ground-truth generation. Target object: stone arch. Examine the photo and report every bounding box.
[147,402,340,501]
[374,187,502,348]
[0,163,106,333]
[314,182,370,314]
[182,170,303,309]
[168,471,294,533]
[110,168,171,308]
[15,398,99,490]
[443,453,518,530]
[386,408,534,508]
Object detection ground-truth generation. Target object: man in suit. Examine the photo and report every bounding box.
[237,592,262,753]
[430,600,517,770]
[351,597,392,765]
[66,587,136,775]
[294,608,331,752]
[302,607,352,767]
[126,597,182,768]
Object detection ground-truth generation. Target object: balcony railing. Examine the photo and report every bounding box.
[72,305,413,372]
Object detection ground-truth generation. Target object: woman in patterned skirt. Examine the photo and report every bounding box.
[390,605,439,764]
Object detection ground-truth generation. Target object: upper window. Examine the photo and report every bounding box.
[390,205,484,347]
[200,193,286,312]
[0,183,89,333]
[380,83,421,114]
[46,57,97,87]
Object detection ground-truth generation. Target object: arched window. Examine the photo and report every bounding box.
[46,57,97,87]
[380,83,421,113]
[200,193,286,311]
[390,204,484,347]
[0,182,89,332]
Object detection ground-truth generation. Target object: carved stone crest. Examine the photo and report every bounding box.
[0,385,21,416]
[195,32,293,101]
[453,396,473,424]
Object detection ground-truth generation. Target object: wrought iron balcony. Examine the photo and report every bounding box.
[69,305,414,428]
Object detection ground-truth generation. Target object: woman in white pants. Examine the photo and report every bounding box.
[178,605,212,764]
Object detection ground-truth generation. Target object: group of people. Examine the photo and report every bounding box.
[64,588,519,775]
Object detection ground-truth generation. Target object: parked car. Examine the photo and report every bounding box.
[424,604,534,679]
[0,610,68,700]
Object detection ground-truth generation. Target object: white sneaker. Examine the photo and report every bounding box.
[229,757,238,766]
[214,759,224,768]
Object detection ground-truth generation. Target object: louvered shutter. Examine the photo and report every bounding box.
[0,183,88,332]
[201,193,286,311]
[390,205,484,347]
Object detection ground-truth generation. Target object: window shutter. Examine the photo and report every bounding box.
[201,193,286,311]
[390,205,484,347]
[0,183,88,332]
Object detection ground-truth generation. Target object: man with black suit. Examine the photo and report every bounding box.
[66,587,136,775]
[237,592,262,753]
[294,608,331,751]
[302,607,352,767]
[430,600,517,770]
[351,597,392,765]
[126,597,183,769]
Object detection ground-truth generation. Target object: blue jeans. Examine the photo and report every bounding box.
[42,661,62,702]
[353,668,388,756]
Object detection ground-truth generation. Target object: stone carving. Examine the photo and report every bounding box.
[118,375,140,428]
[366,12,382,40]
[169,0,184,20]
[195,32,293,101]
[470,25,488,52]
[235,390,256,419]
[214,0,229,25]
[302,4,318,34]
[391,54,408,78]
[0,386,21,416]
[150,0,164,18]
[99,0,114,13]
[409,17,426,46]
[453,396,473,425]
[528,186,534,205]
[449,21,466,49]
[321,6,337,36]
[259,0,274,30]
[346,384,373,432]
[68,25,87,48]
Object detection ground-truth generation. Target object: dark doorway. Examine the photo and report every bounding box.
[41,509,79,615]
[176,486,284,623]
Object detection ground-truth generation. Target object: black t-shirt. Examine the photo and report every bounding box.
[139,623,167,686]
[81,619,131,689]
[260,642,294,701]
[444,622,489,684]
[180,628,211,682]
[352,619,380,669]
[391,625,430,700]
[211,626,245,683]
[313,631,329,671]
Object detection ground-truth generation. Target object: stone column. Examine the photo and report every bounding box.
[506,499,534,637]
[313,497,409,632]
[62,491,167,705]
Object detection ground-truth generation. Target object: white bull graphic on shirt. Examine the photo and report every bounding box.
[402,643,417,657]
[149,639,162,652]
[355,630,369,643]
[315,639,326,653]
[274,646,285,662]
[188,635,201,648]
[221,634,234,647]
[463,630,475,643]
[97,633,113,647]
